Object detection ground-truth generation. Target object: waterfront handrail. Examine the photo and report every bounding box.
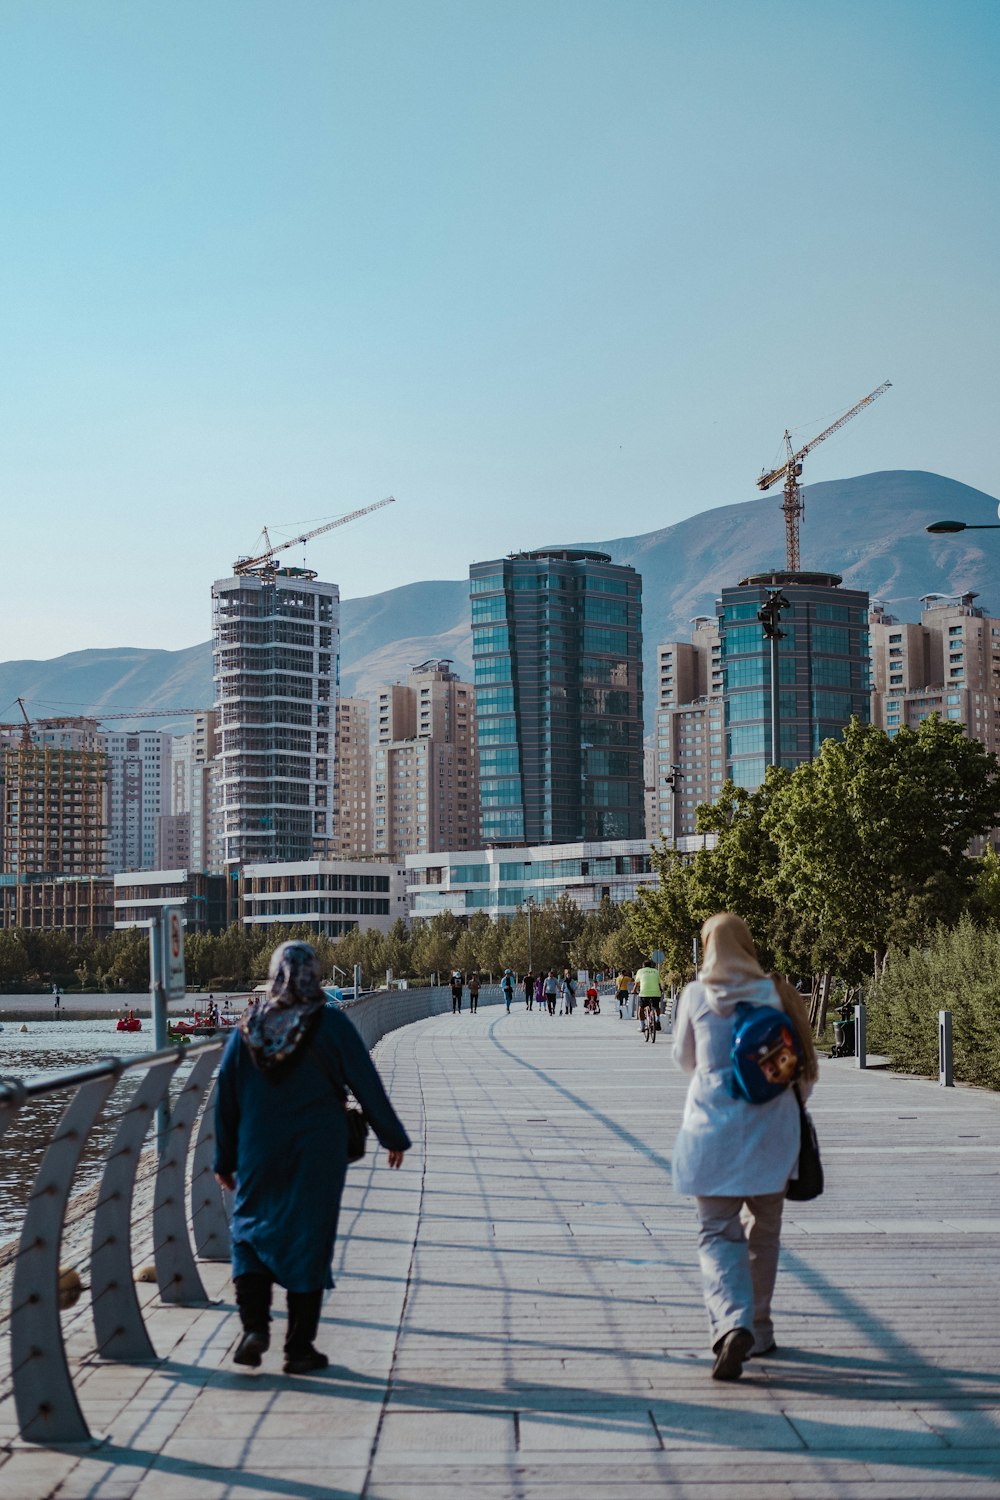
[0,1036,223,1114]
[0,1035,228,1446]
[0,982,507,1448]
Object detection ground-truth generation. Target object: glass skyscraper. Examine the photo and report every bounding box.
[721,570,870,790]
[469,549,644,845]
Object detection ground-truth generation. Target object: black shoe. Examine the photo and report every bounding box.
[233,1329,269,1367]
[284,1346,329,1375]
[711,1327,754,1381]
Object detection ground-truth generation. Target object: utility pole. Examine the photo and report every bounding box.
[757,590,790,769]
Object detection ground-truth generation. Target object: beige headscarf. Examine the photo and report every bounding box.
[699,913,819,1083]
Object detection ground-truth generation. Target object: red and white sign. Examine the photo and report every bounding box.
[162,906,186,1000]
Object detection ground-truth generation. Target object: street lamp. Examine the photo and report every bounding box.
[757,589,790,770]
[662,763,683,844]
[927,520,1000,532]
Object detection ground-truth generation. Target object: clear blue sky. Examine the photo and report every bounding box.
[2,0,998,658]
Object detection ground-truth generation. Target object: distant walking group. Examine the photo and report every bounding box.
[446,967,590,1015]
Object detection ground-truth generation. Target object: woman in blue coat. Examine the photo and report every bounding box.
[214,941,411,1374]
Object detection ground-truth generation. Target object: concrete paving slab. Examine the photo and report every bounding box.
[5,1007,1000,1498]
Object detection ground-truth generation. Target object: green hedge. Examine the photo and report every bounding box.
[868,916,1000,1089]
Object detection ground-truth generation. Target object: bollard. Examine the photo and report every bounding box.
[854,1002,867,1069]
[939,1009,954,1088]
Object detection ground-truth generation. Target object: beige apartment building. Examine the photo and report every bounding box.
[327,697,372,858]
[870,591,1000,750]
[653,618,725,842]
[372,660,478,859]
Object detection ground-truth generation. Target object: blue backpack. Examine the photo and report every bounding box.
[729,1001,803,1104]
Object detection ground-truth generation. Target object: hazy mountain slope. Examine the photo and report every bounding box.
[2,471,996,733]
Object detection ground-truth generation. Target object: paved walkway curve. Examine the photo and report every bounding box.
[3,1005,1000,1499]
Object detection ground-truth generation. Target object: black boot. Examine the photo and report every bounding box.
[234,1272,272,1366]
[284,1289,327,1374]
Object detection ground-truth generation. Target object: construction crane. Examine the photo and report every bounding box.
[757,382,891,571]
[0,706,208,735]
[233,495,396,576]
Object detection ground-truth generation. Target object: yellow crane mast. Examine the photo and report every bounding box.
[757,382,891,571]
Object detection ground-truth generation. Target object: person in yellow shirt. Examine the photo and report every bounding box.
[632,961,663,1042]
[614,972,633,1020]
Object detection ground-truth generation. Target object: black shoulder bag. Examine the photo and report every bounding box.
[785,1084,823,1201]
[301,1014,370,1164]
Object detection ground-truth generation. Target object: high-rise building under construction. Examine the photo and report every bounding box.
[212,567,338,869]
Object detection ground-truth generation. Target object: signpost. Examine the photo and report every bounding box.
[149,907,186,1152]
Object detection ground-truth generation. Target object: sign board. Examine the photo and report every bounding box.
[162,905,186,1000]
[651,949,665,965]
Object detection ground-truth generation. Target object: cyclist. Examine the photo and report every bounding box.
[632,959,663,1044]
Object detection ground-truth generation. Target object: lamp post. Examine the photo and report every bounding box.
[526,895,534,974]
[662,763,683,844]
[757,589,790,770]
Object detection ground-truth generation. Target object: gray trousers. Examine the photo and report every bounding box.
[694,1191,785,1353]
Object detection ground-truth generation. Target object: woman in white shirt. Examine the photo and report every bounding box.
[672,912,818,1381]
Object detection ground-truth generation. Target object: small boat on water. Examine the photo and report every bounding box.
[170,1008,240,1036]
[116,1013,142,1033]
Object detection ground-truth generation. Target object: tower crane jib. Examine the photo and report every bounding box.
[233,496,396,576]
[756,382,891,572]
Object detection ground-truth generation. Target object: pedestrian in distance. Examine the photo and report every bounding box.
[544,969,559,1015]
[450,971,464,1014]
[560,969,577,1015]
[501,968,516,1012]
[615,971,632,1020]
[53,986,61,1013]
[671,913,818,1382]
[468,971,480,1013]
[214,940,410,1374]
[523,970,534,1010]
[534,973,545,1012]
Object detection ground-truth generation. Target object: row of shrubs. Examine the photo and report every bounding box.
[867,916,1000,1091]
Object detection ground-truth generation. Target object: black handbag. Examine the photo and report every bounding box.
[786,1085,823,1201]
[343,1098,369,1163]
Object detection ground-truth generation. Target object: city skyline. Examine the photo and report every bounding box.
[2,2,999,661]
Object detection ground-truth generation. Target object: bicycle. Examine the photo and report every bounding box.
[641,1001,660,1044]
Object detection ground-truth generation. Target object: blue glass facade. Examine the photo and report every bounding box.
[720,571,871,789]
[469,550,644,844]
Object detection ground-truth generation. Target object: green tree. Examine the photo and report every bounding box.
[0,929,31,984]
[411,911,462,980]
[766,717,1000,978]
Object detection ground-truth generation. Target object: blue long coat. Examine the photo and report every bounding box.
[214,1005,411,1292]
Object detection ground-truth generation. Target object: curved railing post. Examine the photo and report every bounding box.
[152,1044,223,1305]
[11,1073,118,1445]
[191,1075,231,1261]
[91,1055,180,1362]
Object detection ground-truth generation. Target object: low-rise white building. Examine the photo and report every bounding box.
[240,859,407,938]
[406,839,657,920]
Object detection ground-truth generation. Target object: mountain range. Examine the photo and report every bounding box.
[2,470,997,735]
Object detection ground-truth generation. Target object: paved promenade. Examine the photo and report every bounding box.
[3,1004,1000,1499]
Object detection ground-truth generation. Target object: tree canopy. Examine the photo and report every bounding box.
[628,716,1000,984]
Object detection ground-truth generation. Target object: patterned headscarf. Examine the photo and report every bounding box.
[239,941,327,1070]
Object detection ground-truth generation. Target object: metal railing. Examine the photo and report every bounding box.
[0,980,507,1446]
[0,1038,226,1446]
